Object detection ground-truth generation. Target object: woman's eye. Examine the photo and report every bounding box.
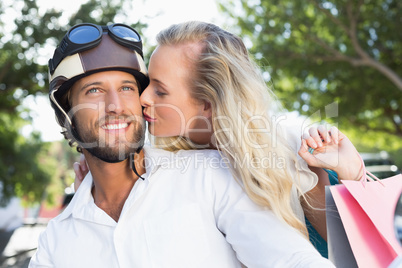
[155,90,166,96]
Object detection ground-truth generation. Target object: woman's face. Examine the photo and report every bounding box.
[140,44,212,143]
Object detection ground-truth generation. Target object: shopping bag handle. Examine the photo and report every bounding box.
[357,153,385,187]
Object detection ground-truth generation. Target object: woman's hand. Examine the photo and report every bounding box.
[73,154,89,192]
[298,125,364,181]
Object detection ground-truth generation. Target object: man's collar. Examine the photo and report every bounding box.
[56,173,94,222]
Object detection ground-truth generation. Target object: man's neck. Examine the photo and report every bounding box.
[83,150,145,222]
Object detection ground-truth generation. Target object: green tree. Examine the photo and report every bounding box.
[0,113,50,206]
[220,0,402,138]
[0,0,146,204]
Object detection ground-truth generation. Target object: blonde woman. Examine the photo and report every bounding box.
[74,21,362,252]
[141,20,362,236]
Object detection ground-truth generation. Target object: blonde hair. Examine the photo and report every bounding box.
[153,21,307,237]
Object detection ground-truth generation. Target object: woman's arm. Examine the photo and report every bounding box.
[298,125,363,241]
[73,154,88,192]
[299,125,363,181]
[301,166,330,241]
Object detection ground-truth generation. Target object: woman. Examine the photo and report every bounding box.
[140,21,362,237]
[75,21,362,243]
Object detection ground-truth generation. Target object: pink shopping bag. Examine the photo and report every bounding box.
[329,173,402,267]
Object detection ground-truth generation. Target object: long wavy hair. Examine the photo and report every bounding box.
[152,21,307,237]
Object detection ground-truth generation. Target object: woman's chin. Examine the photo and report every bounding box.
[147,128,178,138]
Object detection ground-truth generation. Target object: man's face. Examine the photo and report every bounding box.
[69,70,145,163]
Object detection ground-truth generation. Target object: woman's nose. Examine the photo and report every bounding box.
[139,85,154,108]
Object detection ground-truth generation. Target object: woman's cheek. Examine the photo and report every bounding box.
[155,106,186,137]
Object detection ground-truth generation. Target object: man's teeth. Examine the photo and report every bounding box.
[101,123,128,130]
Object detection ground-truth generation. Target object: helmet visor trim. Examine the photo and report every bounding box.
[49,23,143,75]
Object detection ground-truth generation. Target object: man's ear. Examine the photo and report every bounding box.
[203,101,212,118]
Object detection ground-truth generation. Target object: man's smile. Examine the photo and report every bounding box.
[100,122,129,130]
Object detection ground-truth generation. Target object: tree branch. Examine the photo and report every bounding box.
[384,107,402,136]
[0,61,12,83]
[392,119,402,137]
[287,0,402,91]
[345,2,402,91]
[355,0,365,22]
[307,34,344,57]
[302,34,369,65]
[349,118,402,138]
[346,2,368,60]
[308,0,349,34]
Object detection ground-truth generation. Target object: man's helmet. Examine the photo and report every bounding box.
[48,23,149,128]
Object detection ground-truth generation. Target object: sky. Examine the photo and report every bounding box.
[21,0,223,142]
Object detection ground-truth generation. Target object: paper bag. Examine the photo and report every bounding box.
[328,174,402,267]
[325,186,357,268]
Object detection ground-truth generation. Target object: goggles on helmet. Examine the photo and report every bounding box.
[48,23,143,75]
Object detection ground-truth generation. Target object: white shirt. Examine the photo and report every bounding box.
[29,147,334,268]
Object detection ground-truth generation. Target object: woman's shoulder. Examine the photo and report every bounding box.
[144,145,221,159]
[176,148,222,158]
[144,146,231,175]
[176,149,233,176]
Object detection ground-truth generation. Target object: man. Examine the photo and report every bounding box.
[29,23,334,267]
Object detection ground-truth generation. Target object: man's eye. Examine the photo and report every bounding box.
[122,86,134,91]
[87,88,99,94]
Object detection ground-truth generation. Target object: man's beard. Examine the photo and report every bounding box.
[72,115,146,163]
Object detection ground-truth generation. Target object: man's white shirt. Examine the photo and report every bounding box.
[29,146,334,268]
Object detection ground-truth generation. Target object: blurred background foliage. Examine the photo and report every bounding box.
[0,0,400,207]
[220,0,401,166]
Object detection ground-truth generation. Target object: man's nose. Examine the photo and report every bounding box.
[105,90,124,114]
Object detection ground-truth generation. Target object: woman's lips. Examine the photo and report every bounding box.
[143,112,156,122]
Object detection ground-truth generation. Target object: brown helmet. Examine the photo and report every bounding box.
[48,23,149,128]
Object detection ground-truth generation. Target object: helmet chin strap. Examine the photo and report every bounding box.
[130,148,145,180]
